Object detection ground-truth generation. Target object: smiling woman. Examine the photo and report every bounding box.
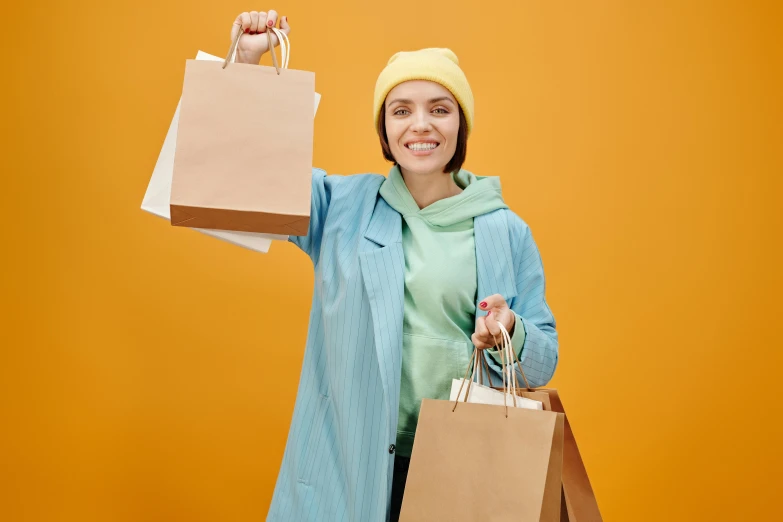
[230,13,559,522]
[377,82,469,187]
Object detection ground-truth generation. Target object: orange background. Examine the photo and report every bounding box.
[2,1,782,520]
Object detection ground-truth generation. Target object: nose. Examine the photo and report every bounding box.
[410,111,433,133]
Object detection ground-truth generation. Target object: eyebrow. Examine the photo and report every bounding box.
[387,96,455,106]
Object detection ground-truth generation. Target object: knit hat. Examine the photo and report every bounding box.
[373,48,474,135]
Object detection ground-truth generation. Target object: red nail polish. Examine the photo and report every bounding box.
[244,28,249,33]
[487,311,492,316]
[268,20,273,27]
[480,302,487,308]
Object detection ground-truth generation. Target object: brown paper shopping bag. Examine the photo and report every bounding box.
[399,325,565,522]
[488,330,603,521]
[170,27,314,235]
[537,389,602,522]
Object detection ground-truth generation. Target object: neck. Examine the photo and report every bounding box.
[399,166,463,209]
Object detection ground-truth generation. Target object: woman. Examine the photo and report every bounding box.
[231,10,558,522]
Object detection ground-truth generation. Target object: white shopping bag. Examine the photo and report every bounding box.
[141,50,322,254]
[449,378,543,410]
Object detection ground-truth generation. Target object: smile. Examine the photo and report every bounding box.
[405,142,440,153]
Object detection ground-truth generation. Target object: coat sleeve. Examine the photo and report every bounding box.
[287,168,331,264]
[484,216,559,388]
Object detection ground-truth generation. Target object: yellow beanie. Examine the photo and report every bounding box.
[373,48,474,135]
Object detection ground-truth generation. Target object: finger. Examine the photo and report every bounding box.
[231,16,242,40]
[266,10,278,30]
[479,294,509,312]
[249,11,259,34]
[233,12,252,37]
[280,14,291,36]
[262,10,279,48]
[474,317,496,350]
[476,315,490,338]
[471,333,493,351]
[485,311,502,336]
[258,11,269,33]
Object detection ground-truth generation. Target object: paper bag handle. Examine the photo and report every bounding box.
[497,322,520,399]
[492,322,533,391]
[465,333,513,388]
[452,320,533,418]
[223,25,291,74]
[452,349,478,412]
[453,329,520,418]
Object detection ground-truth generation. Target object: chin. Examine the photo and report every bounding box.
[396,157,450,176]
[399,163,448,176]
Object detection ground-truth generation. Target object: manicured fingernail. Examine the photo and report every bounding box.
[480,302,487,308]
[244,28,249,33]
[268,20,274,27]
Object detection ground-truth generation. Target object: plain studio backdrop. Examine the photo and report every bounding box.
[1,1,781,521]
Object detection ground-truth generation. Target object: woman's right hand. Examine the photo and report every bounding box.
[230,10,291,64]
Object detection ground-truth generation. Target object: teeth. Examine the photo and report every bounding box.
[407,142,438,151]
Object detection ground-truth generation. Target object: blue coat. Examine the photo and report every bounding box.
[267,169,558,521]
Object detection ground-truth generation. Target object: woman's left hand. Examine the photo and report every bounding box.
[472,294,516,350]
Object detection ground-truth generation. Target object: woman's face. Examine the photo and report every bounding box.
[384,80,460,176]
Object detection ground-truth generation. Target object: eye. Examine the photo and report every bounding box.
[433,107,450,114]
[393,108,410,116]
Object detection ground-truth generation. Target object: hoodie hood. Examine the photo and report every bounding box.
[379,165,508,227]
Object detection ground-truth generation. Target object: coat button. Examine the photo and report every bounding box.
[389,444,396,454]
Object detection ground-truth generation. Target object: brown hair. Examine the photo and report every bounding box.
[377,102,468,174]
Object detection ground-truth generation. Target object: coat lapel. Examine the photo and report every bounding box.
[359,196,404,435]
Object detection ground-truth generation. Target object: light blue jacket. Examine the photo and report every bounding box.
[267,169,558,521]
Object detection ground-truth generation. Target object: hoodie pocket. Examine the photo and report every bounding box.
[397,333,472,437]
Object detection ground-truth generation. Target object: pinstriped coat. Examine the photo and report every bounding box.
[267,168,559,521]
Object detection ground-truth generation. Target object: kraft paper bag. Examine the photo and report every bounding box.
[537,389,603,522]
[170,29,315,235]
[141,49,321,253]
[399,399,565,522]
[400,331,565,522]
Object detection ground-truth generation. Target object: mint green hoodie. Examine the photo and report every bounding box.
[379,165,526,457]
